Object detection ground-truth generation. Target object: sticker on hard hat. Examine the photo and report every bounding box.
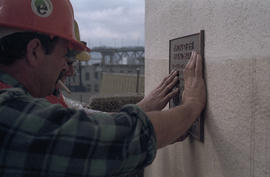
[31,0,53,18]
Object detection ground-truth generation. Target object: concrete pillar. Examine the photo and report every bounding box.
[145,0,270,177]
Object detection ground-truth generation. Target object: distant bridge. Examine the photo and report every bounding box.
[90,46,144,65]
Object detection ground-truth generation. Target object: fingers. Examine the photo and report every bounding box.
[185,51,196,69]
[164,87,179,103]
[195,54,203,78]
[161,76,179,95]
[184,51,196,81]
[157,70,175,88]
[190,51,197,70]
[157,75,169,88]
[184,51,203,77]
[159,70,178,90]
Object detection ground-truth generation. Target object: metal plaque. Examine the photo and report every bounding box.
[169,30,205,142]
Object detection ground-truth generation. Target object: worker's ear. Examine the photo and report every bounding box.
[25,39,44,67]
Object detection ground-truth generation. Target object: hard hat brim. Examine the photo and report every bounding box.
[69,38,91,52]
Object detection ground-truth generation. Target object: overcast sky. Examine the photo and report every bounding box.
[70,0,145,48]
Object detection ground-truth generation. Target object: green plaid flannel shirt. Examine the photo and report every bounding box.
[0,71,157,177]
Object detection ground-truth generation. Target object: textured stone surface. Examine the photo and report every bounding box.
[145,0,270,177]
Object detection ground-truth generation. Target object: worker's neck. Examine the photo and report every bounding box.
[0,61,42,97]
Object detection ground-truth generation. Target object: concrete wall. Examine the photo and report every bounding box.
[145,0,270,177]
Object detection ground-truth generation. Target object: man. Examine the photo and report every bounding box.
[0,0,206,177]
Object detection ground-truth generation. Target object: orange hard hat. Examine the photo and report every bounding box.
[0,0,90,52]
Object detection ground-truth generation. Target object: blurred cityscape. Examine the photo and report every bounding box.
[64,46,145,103]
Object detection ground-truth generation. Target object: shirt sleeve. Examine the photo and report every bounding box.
[0,91,157,177]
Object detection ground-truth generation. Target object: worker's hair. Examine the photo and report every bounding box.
[0,32,59,65]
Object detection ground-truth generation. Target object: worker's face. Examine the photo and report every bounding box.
[38,39,70,97]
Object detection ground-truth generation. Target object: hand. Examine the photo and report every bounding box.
[137,70,179,112]
[182,51,206,113]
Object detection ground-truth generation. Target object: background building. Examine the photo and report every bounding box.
[65,46,145,103]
